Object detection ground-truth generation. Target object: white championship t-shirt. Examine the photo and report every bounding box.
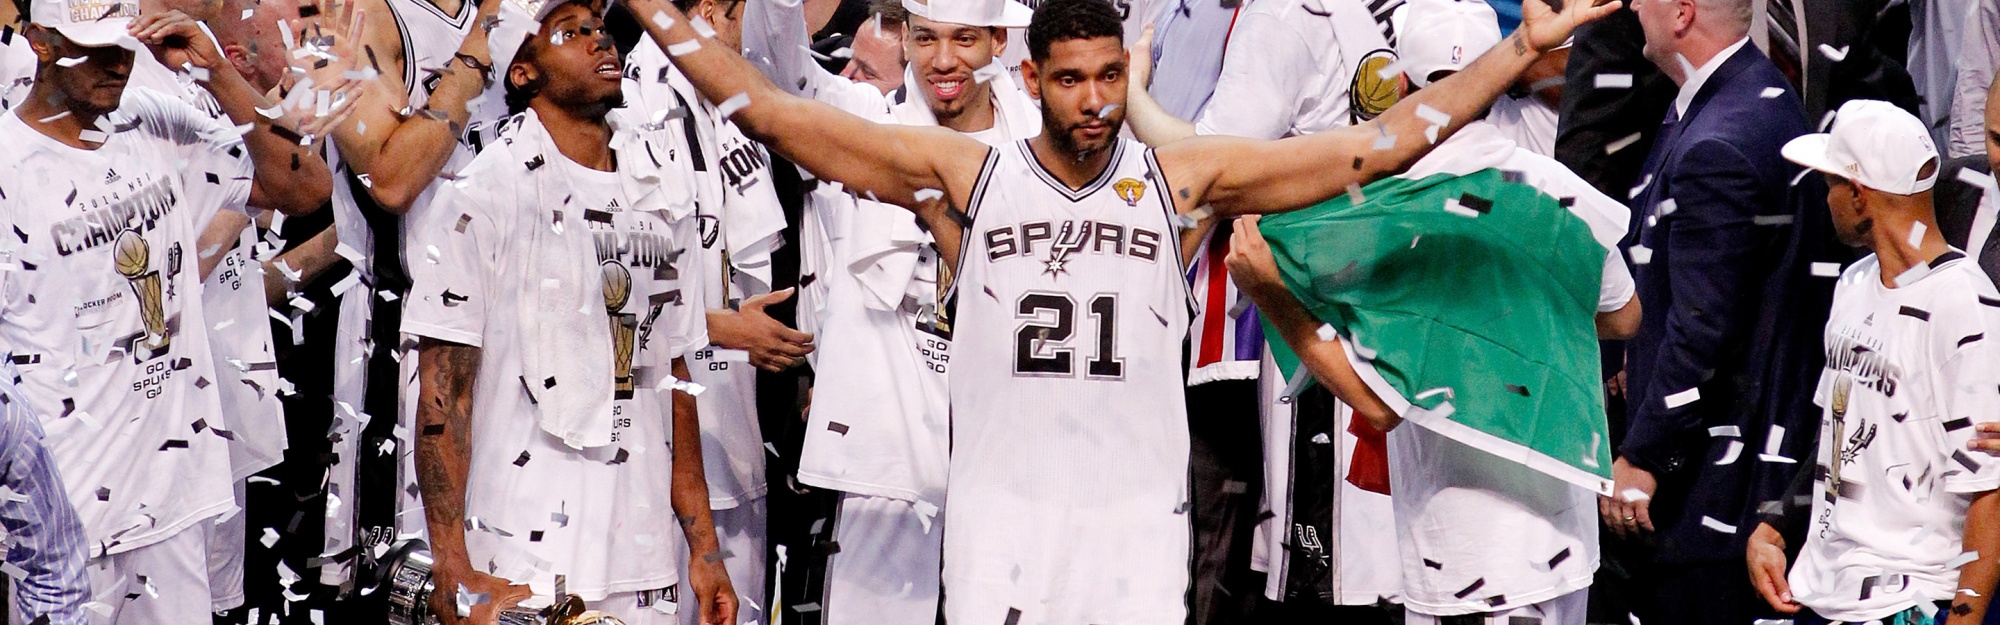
[402,134,708,600]
[1790,252,2000,622]
[1193,0,1396,139]
[0,24,33,111]
[1488,94,1558,158]
[1380,122,1633,616]
[127,54,292,484]
[0,87,246,555]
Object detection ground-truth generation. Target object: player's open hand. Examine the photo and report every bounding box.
[285,0,369,138]
[687,554,740,625]
[131,9,225,72]
[711,288,815,372]
[427,566,533,625]
[1516,0,1622,55]
[1746,522,1801,614]
[1127,24,1155,93]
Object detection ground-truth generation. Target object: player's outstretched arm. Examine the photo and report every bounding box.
[624,0,989,249]
[316,0,501,214]
[1154,0,1620,217]
[668,356,740,625]
[413,339,532,625]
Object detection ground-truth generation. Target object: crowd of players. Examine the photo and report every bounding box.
[0,0,1998,623]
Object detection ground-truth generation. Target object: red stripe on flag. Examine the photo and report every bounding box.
[1197,224,1231,366]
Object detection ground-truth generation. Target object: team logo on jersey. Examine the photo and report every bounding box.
[1041,221,1095,277]
[115,230,172,355]
[983,219,1167,266]
[1349,49,1400,123]
[696,214,721,249]
[1114,178,1146,207]
[603,260,637,399]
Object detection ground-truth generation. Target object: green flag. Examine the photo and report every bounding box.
[1258,168,1614,495]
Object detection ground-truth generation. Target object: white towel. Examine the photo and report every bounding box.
[712,113,789,295]
[512,109,696,449]
[846,62,1041,311]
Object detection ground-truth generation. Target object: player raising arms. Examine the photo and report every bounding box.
[626,0,1618,620]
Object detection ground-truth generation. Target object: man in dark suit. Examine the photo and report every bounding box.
[1603,0,1848,623]
[1935,78,2000,287]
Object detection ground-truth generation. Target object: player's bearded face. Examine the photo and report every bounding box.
[532,6,625,113]
[31,28,135,118]
[1029,37,1128,159]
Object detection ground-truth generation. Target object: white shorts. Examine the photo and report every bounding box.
[206,481,248,611]
[682,496,767,625]
[15,522,216,625]
[822,493,941,625]
[1404,587,1587,625]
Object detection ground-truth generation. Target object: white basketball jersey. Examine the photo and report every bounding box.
[383,0,473,108]
[322,0,487,585]
[943,138,1193,624]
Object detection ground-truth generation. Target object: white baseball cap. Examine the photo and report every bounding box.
[902,0,1033,29]
[491,0,593,76]
[1390,0,1501,88]
[29,0,143,51]
[1781,99,1940,195]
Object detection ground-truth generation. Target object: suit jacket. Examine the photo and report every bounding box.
[1555,5,1677,202]
[1937,156,2000,287]
[1621,44,1850,564]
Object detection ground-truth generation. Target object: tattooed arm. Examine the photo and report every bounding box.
[669,356,739,625]
[414,338,530,625]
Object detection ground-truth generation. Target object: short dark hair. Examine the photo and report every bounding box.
[867,0,906,32]
[671,0,742,15]
[1025,0,1121,62]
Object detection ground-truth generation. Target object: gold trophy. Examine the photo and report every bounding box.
[114,231,170,353]
[1827,375,1853,498]
[375,540,628,625]
[603,261,637,399]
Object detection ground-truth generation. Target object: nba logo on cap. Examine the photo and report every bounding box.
[1450,46,1463,63]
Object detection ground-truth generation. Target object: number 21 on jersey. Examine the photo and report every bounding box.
[1014,291,1124,380]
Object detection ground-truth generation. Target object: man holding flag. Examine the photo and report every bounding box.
[1226,1,1639,621]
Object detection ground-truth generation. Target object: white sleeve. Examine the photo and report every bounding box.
[1193,11,1308,140]
[1939,285,2000,493]
[1598,248,1636,313]
[658,219,710,358]
[401,180,497,347]
[742,0,821,98]
[127,88,253,227]
[1947,0,2000,159]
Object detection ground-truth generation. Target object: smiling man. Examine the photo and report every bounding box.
[738,0,1038,619]
[631,0,1617,621]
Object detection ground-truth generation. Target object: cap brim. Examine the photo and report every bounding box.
[53,22,143,51]
[1780,133,1844,179]
[993,0,1033,28]
[904,0,1033,28]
